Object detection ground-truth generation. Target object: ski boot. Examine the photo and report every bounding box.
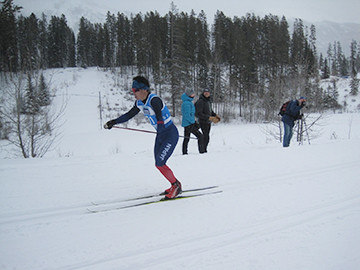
[164,180,182,199]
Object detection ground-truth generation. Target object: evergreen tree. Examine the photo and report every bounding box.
[144,11,168,89]
[93,23,105,67]
[308,24,318,76]
[17,15,28,69]
[278,16,290,74]
[48,15,61,67]
[67,29,76,67]
[38,13,48,69]
[338,54,348,76]
[326,43,333,75]
[77,17,95,67]
[319,53,324,72]
[17,13,40,71]
[174,11,193,87]
[116,12,134,68]
[309,24,317,57]
[322,58,330,79]
[38,73,51,106]
[46,14,74,68]
[331,41,338,75]
[195,10,210,91]
[290,19,305,73]
[350,40,358,77]
[0,0,22,72]
[349,77,359,96]
[211,10,233,109]
[212,11,232,65]
[22,74,40,115]
[166,2,182,116]
[356,44,360,72]
[304,39,317,76]
[323,79,340,111]
[240,14,259,121]
[132,13,147,74]
[336,42,348,76]
[105,12,116,68]
[349,40,359,96]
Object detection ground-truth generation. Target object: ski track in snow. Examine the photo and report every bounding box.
[57,194,360,270]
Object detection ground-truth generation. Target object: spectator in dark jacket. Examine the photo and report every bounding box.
[281,96,306,147]
[181,87,205,155]
[195,88,220,153]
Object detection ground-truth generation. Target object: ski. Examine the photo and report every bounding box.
[90,185,219,206]
[87,190,222,213]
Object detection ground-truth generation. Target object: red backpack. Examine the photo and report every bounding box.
[278,100,290,116]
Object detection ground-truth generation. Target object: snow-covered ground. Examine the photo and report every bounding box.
[1,68,360,270]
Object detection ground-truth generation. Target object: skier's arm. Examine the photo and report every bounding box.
[150,96,166,135]
[115,105,140,123]
[150,96,164,123]
[104,104,140,129]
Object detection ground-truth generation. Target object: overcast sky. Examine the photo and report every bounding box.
[16,0,360,27]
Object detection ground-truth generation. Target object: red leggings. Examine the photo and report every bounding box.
[156,165,177,184]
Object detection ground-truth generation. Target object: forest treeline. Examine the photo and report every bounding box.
[1,0,360,122]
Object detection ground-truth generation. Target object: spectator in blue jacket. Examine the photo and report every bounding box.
[181,87,205,155]
[281,96,306,147]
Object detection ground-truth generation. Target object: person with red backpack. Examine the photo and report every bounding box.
[281,97,306,147]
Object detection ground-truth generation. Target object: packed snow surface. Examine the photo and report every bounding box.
[1,68,360,269]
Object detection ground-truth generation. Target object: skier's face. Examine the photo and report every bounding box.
[134,89,148,100]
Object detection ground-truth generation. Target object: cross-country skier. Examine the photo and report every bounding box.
[104,76,181,199]
[281,96,306,147]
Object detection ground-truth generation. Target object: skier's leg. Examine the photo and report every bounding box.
[154,124,179,184]
[156,164,177,184]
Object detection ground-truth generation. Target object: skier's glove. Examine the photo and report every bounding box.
[104,119,117,129]
[209,116,220,123]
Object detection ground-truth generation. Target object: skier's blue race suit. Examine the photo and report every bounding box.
[113,93,179,183]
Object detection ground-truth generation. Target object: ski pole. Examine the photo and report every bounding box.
[112,125,198,140]
[300,117,304,144]
[303,117,311,145]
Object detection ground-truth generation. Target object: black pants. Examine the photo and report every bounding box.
[200,122,211,152]
[182,123,205,154]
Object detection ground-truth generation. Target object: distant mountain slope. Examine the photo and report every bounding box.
[296,20,360,56]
